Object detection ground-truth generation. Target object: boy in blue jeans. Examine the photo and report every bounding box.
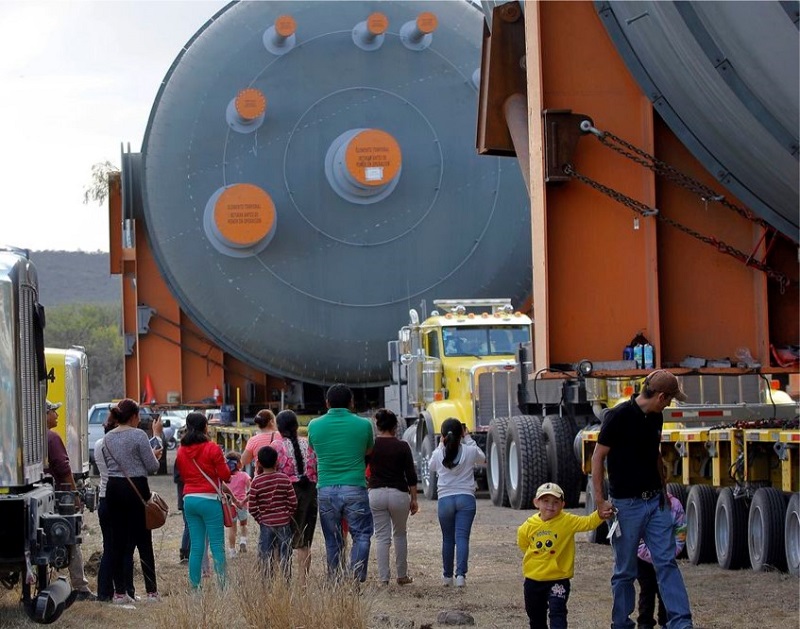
[518,482,612,628]
[248,446,297,577]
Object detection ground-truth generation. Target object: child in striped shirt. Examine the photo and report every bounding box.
[248,446,297,577]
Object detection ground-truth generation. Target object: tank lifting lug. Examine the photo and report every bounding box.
[542,109,594,183]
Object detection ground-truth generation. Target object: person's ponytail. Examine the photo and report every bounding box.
[441,418,463,469]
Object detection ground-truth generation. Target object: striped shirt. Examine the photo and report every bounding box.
[248,470,297,527]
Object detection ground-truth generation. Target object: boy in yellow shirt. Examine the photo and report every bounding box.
[517,482,611,628]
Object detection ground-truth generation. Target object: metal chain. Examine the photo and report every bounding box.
[564,164,791,292]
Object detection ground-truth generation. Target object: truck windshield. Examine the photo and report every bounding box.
[441,325,530,357]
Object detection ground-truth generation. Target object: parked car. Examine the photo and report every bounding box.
[88,403,162,474]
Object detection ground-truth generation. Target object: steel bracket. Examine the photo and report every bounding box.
[543,109,593,182]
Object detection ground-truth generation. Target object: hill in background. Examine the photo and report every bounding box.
[31,250,119,306]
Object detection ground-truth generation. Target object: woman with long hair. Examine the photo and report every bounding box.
[240,409,282,469]
[175,412,232,588]
[368,408,419,586]
[428,417,485,588]
[100,398,162,603]
[275,409,317,578]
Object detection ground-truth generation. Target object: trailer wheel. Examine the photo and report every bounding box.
[505,415,547,510]
[486,417,510,507]
[665,483,688,510]
[785,493,800,576]
[748,487,787,571]
[715,487,750,570]
[419,433,438,501]
[585,475,609,544]
[686,485,717,564]
[542,416,583,508]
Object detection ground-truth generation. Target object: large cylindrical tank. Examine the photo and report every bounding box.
[139,0,530,386]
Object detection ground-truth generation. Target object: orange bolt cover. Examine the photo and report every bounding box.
[275,15,296,38]
[416,12,438,34]
[235,88,267,121]
[367,12,389,35]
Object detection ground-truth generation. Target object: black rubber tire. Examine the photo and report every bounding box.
[785,493,800,577]
[486,417,511,507]
[585,475,610,544]
[542,415,583,508]
[665,482,688,510]
[715,487,750,570]
[686,485,717,564]
[748,487,788,571]
[420,433,438,501]
[505,415,548,510]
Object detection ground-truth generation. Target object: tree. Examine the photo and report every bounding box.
[44,303,124,405]
[83,160,120,206]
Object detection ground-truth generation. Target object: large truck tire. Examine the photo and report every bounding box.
[686,485,717,564]
[748,487,788,572]
[542,415,582,508]
[486,417,511,507]
[785,493,800,576]
[665,482,688,510]
[585,475,610,544]
[419,433,438,501]
[715,487,750,570]
[505,415,548,510]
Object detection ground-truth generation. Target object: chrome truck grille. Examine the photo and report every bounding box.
[475,368,516,431]
[20,283,44,468]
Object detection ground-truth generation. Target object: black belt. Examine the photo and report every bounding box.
[639,489,661,500]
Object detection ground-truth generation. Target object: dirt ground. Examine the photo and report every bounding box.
[1,453,797,628]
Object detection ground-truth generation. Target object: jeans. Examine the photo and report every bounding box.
[258,523,293,578]
[437,493,477,578]
[184,495,227,588]
[369,487,411,581]
[524,577,571,629]
[610,495,692,629]
[318,485,374,582]
[106,476,151,597]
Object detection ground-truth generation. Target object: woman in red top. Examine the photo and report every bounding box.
[240,409,282,470]
[175,412,231,588]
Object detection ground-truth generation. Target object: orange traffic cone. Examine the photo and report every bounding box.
[143,375,156,405]
[213,385,222,405]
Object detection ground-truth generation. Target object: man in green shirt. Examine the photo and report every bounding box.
[308,384,374,581]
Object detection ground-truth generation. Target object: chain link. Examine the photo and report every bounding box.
[564,164,791,292]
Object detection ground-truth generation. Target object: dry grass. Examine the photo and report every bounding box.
[158,562,373,629]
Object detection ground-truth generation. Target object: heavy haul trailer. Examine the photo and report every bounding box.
[0,248,85,623]
[470,0,799,518]
[579,402,800,575]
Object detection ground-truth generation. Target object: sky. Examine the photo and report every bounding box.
[0,0,229,252]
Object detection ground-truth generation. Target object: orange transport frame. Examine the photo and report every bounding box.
[109,2,798,405]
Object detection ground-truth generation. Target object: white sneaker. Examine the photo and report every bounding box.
[227,548,237,558]
[442,576,453,587]
[455,575,466,587]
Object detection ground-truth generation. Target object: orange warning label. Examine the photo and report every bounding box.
[345,129,402,187]
[214,184,275,247]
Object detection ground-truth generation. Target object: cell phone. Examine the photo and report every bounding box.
[149,436,162,449]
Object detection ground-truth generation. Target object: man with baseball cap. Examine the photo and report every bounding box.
[46,400,97,602]
[591,371,693,628]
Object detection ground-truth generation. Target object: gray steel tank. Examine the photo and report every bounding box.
[140,1,531,386]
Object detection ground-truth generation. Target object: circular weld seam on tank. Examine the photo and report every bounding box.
[140,0,531,386]
[599,1,799,240]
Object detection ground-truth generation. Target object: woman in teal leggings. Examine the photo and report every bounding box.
[175,413,232,587]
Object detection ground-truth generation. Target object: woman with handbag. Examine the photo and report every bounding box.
[101,398,163,603]
[175,412,233,588]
